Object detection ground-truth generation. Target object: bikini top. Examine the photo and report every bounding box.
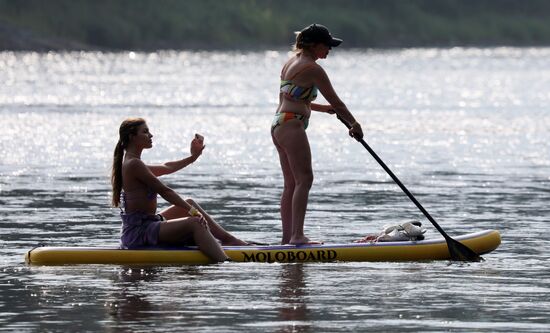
[280,63,318,103]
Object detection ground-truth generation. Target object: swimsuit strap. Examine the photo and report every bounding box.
[285,63,317,81]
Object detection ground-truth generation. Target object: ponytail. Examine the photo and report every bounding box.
[111,141,124,207]
[110,118,146,207]
[292,30,315,54]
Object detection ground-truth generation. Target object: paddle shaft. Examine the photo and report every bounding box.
[338,115,451,239]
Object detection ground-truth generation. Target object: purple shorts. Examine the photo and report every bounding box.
[120,212,163,249]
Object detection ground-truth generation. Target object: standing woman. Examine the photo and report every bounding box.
[271,24,363,245]
[111,118,247,262]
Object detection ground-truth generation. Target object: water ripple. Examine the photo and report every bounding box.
[1,49,549,332]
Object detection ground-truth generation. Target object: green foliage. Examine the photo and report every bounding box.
[1,0,550,50]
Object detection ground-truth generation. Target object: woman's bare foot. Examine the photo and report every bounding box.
[289,236,323,245]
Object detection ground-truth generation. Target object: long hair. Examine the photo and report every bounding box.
[111,118,146,207]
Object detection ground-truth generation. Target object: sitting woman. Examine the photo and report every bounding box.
[111,117,247,262]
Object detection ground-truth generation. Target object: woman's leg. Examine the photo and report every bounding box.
[159,199,247,245]
[273,133,295,244]
[273,121,318,245]
[158,217,229,262]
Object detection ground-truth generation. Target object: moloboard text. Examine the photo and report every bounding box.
[241,250,337,263]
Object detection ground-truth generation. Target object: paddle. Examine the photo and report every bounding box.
[338,115,481,262]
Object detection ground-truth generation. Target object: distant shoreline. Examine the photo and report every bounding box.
[2,23,548,54]
[2,0,550,52]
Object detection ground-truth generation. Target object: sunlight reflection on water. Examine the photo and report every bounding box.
[1,48,549,332]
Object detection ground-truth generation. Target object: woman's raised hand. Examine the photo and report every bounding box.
[190,134,205,157]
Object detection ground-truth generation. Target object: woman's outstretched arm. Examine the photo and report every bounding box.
[313,66,363,139]
[147,134,205,176]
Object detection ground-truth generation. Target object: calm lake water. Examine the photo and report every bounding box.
[1,48,549,332]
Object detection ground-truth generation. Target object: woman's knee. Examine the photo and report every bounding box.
[295,171,313,188]
[187,216,204,227]
[283,178,296,191]
[185,198,197,206]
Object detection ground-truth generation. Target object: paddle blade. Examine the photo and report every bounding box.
[446,238,483,262]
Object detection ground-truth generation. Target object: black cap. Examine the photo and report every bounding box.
[300,24,343,47]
